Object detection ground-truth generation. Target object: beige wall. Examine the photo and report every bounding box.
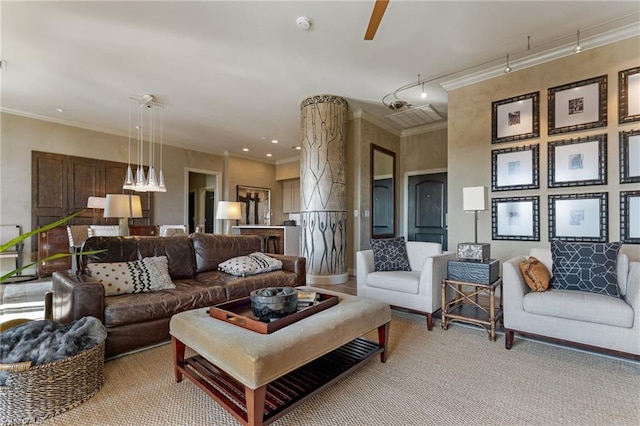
[275,160,300,180]
[448,36,640,263]
[227,156,283,226]
[402,126,448,173]
[0,112,279,273]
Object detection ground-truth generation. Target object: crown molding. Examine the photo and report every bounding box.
[441,23,640,91]
[350,108,402,137]
[275,156,300,165]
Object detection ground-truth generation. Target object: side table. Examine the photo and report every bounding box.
[441,278,503,341]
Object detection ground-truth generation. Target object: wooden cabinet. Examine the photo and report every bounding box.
[282,179,300,213]
[37,226,71,277]
[31,151,155,275]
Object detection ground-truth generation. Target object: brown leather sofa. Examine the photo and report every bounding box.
[51,233,306,358]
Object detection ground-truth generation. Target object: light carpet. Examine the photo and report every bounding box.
[36,312,640,426]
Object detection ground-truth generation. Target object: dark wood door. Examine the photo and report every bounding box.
[188,192,195,233]
[205,190,215,233]
[408,173,448,250]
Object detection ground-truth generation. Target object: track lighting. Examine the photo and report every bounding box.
[504,54,512,73]
[418,74,427,99]
[573,30,582,53]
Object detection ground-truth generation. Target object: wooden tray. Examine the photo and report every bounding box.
[209,292,339,334]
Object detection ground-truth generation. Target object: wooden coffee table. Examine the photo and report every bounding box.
[170,288,391,426]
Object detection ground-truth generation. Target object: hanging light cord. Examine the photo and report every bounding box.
[383,11,639,106]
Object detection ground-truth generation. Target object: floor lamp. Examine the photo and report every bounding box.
[216,201,242,235]
[462,186,487,243]
[104,194,143,236]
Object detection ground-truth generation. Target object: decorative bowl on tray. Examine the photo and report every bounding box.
[250,287,298,321]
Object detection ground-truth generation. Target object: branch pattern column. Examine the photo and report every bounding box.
[300,95,348,284]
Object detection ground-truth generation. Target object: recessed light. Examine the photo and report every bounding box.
[271,140,278,144]
[266,153,272,157]
[293,146,302,150]
[242,148,249,152]
[56,108,65,113]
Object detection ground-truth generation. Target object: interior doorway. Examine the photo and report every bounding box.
[186,169,221,234]
[406,172,448,250]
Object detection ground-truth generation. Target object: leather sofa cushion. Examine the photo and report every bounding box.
[523,289,634,328]
[103,279,226,327]
[82,236,196,279]
[195,269,299,301]
[191,233,261,273]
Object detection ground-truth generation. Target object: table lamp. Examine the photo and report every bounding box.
[104,194,143,236]
[87,196,106,223]
[216,201,242,234]
[458,186,490,262]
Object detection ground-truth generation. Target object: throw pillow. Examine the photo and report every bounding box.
[550,240,622,298]
[371,236,411,272]
[519,256,551,292]
[218,252,283,277]
[87,256,175,296]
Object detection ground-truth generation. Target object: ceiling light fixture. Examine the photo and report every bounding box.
[573,30,582,53]
[242,148,249,152]
[296,16,311,31]
[382,12,637,110]
[271,139,278,144]
[123,94,167,193]
[418,74,427,99]
[266,154,272,157]
[504,54,512,73]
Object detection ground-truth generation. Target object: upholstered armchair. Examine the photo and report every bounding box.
[356,241,455,330]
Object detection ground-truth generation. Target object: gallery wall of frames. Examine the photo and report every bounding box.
[490,66,640,244]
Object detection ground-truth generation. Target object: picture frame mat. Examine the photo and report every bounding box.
[497,150,534,187]
[553,140,600,183]
[497,200,535,237]
[496,98,533,139]
[554,82,600,128]
[554,198,601,238]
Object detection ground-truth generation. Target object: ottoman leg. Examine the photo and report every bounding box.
[245,385,267,426]
[172,336,185,382]
[378,322,390,363]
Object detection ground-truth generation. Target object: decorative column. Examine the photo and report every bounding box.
[300,95,348,284]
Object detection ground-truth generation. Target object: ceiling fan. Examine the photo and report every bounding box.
[364,0,390,40]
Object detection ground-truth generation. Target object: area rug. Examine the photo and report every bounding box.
[36,311,640,426]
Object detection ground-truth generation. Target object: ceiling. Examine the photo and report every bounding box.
[2,1,639,162]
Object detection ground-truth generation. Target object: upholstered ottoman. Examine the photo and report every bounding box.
[170,287,391,426]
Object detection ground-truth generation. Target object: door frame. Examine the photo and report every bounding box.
[184,168,222,234]
[402,167,448,240]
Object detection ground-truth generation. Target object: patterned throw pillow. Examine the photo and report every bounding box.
[519,256,551,292]
[550,241,622,298]
[218,252,283,277]
[87,256,175,296]
[371,236,411,272]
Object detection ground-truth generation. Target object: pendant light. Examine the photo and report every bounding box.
[573,30,582,53]
[124,94,167,193]
[504,54,512,73]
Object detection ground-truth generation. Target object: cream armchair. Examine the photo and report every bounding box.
[357,242,455,330]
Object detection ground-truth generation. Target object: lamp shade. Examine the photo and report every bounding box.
[104,194,143,218]
[463,186,487,211]
[87,196,106,209]
[216,201,242,220]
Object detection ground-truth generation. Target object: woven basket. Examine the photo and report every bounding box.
[0,341,105,426]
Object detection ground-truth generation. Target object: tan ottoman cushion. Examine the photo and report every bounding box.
[170,287,391,389]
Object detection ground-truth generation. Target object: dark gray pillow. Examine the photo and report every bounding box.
[371,237,411,272]
[550,240,622,298]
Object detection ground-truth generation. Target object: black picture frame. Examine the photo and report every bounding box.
[548,75,607,135]
[620,129,640,184]
[548,192,608,243]
[619,66,640,124]
[491,144,539,192]
[491,196,540,241]
[491,91,540,144]
[620,190,640,244]
[236,185,271,226]
[548,134,607,188]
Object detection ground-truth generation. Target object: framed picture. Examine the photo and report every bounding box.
[491,196,539,241]
[236,185,271,225]
[620,190,640,244]
[548,75,607,135]
[548,134,607,188]
[620,129,640,184]
[491,144,539,191]
[619,67,640,124]
[548,192,608,242]
[491,91,540,144]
